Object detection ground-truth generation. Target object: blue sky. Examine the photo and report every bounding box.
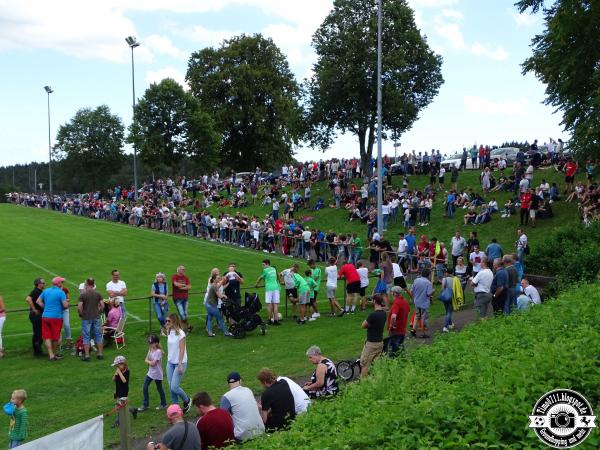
[0,0,564,166]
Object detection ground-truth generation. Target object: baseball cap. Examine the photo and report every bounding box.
[52,276,65,285]
[227,371,241,383]
[391,286,403,295]
[111,355,126,366]
[166,404,183,418]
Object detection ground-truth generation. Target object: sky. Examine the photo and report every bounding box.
[0,0,565,166]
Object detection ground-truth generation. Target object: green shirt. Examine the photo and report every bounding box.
[261,266,279,292]
[353,237,362,254]
[9,407,28,441]
[311,267,322,291]
[305,276,318,298]
[293,273,309,295]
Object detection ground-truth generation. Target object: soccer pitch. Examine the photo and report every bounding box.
[2,204,440,447]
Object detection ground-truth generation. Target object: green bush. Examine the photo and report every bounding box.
[527,221,600,295]
[244,282,600,449]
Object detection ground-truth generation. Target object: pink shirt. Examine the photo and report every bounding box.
[146,348,163,380]
[106,307,122,328]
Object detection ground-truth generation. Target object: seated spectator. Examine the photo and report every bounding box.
[220,372,264,442]
[501,198,517,218]
[302,345,339,399]
[103,298,122,345]
[488,198,498,213]
[463,207,477,225]
[257,368,296,432]
[520,278,541,305]
[474,205,491,225]
[276,375,310,415]
[193,392,235,450]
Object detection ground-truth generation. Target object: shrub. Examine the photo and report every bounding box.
[244,282,600,449]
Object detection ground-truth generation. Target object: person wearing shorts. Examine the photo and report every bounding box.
[78,278,104,361]
[256,260,281,325]
[356,260,370,310]
[37,276,68,361]
[325,257,343,316]
[338,262,361,315]
[280,266,298,319]
[308,260,321,319]
[359,295,386,377]
[292,266,310,324]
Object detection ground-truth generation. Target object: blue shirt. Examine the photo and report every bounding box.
[491,268,509,292]
[405,235,416,253]
[486,243,503,262]
[411,277,433,309]
[40,286,67,319]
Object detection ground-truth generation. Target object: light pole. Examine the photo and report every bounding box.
[125,36,140,200]
[376,0,384,232]
[44,85,53,196]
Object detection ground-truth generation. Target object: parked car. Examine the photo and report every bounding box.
[441,152,473,170]
[490,147,520,164]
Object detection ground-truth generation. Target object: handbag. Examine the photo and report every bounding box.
[438,286,453,303]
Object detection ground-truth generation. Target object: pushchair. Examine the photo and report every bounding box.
[221,292,267,339]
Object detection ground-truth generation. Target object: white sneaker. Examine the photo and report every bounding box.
[442,327,449,332]
[448,324,455,330]
[308,317,317,321]
[313,313,320,318]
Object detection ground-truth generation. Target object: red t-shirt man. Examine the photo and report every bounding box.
[565,161,577,178]
[387,294,410,336]
[520,192,532,210]
[172,267,191,301]
[196,407,234,450]
[338,263,360,285]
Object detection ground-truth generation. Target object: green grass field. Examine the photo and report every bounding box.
[0,204,451,448]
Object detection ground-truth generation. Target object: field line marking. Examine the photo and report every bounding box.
[20,257,79,289]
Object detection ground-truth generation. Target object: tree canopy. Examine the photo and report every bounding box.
[306,0,443,174]
[516,0,600,160]
[53,105,125,192]
[186,34,303,171]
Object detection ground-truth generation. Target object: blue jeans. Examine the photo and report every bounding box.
[81,319,103,345]
[205,304,227,334]
[444,301,453,328]
[9,440,23,448]
[447,203,454,218]
[166,362,189,405]
[174,299,188,320]
[383,333,405,358]
[120,302,127,317]
[62,309,71,340]
[382,214,389,230]
[153,300,169,326]
[142,376,167,408]
[504,287,516,314]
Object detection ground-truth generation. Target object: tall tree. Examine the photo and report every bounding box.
[53,105,125,192]
[516,0,600,160]
[186,34,303,170]
[306,0,443,174]
[128,78,220,174]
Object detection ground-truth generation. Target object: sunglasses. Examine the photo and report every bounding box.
[165,320,172,323]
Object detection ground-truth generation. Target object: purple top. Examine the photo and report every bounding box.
[146,348,163,380]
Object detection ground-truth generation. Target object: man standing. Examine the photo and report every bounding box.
[490,259,509,315]
[279,265,298,319]
[360,295,387,377]
[36,277,68,361]
[147,404,201,450]
[450,230,466,269]
[384,286,410,357]
[409,269,433,338]
[485,238,504,263]
[106,269,128,317]
[471,260,493,319]
[469,245,486,277]
[192,392,234,450]
[516,228,528,265]
[503,255,519,314]
[25,278,45,357]
[291,265,310,324]
[338,261,361,315]
[397,232,409,273]
[220,372,264,442]
[257,368,296,432]
[77,278,105,361]
[564,157,578,193]
[172,266,192,333]
[256,260,281,325]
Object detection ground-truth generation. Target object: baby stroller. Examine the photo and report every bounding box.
[221,292,267,339]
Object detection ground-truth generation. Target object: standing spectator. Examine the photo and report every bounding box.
[564,158,578,193]
[409,269,433,338]
[520,189,532,226]
[516,228,528,265]
[324,258,343,316]
[529,189,541,228]
[60,284,72,351]
[36,277,68,361]
[338,261,361,315]
[106,269,128,317]
[172,266,192,333]
[470,260,493,319]
[450,231,466,269]
[139,334,167,412]
[469,245,486,277]
[490,259,509,315]
[151,272,169,330]
[165,313,191,413]
[220,372,265,442]
[0,296,5,358]
[7,389,28,448]
[146,404,201,450]
[205,275,232,337]
[441,267,458,332]
[257,368,296,432]
[303,345,339,398]
[193,392,234,450]
[291,265,310,324]
[25,278,45,357]
[77,278,104,361]
[384,286,410,357]
[465,231,479,274]
[451,164,459,190]
[503,255,519,314]
[359,295,387,377]
[308,260,322,319]
[280,265,299,319]
[255,259,281,325]
[485,238,504,263]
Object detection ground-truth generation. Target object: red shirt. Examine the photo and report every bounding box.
[565,162,577,177]
[338,264,360,284]
[387,295,410,336]
[171,274,190,300]
[196,408,234,450]
[520,192,532,210]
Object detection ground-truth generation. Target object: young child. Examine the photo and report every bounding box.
[6,389,28,448]
[138,335,167,412]
[308,259,321,319]
[325,257,343,316]
[304,270,319,321]
[111,355,132,427]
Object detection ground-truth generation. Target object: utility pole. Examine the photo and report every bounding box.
[376,0,384,232]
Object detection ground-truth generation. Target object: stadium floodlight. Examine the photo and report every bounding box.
[44,85,54,196]
[125,36,140,199]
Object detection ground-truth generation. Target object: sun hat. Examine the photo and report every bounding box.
[111,355,126,366]
[166,404,183,418]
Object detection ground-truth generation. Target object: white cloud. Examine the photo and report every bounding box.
[145,66,189,89]
[435,22,464,49]
[511,11,537,26]
[441,9,464,20]
[463,95,529,117]
[180,25,239,46]
[471,42,509,61]
[144,34,186,60]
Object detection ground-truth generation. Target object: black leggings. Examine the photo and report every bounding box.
[520,208,529,225]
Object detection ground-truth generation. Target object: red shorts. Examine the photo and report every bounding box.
[42,317,63,341]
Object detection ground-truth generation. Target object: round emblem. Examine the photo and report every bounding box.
[529,389,596,448]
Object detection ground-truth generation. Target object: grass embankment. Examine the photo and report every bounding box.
[245,281,600,449]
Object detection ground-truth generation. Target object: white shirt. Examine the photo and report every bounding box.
[392,263,403,278]
[280,269,295,289]
[469,251,486,273]
[524,285,541,304]
[472,269,493,294]
[397,238,408,255]
[325,266,338,288]
[372,232,381,242]
[106,280,127,303]
[302,230,312,242]
[519,178,530,193]
[382,204,390,215]
[517,234,528,250]
[277,376,310,414]
[167,329,187,364]
[451,236,466,257]
[438,167,446,178]
[357,267,369,288]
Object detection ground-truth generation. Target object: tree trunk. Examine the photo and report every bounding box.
[358,127,369,177]
[365,120,376,177]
